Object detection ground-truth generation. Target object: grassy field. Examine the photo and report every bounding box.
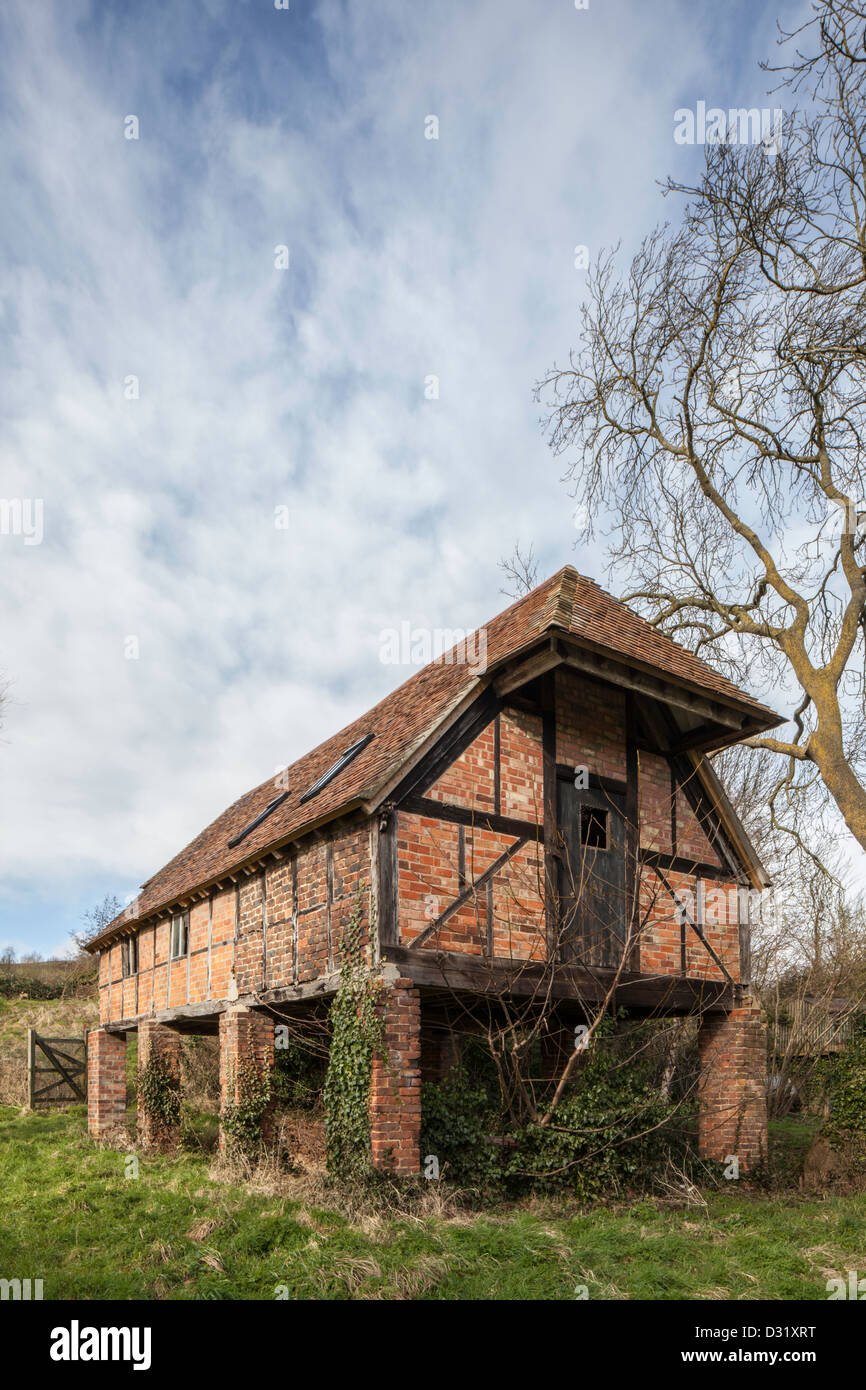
[0,1105,862,1301]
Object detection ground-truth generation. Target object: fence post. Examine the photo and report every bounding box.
[27,1028,35,1109]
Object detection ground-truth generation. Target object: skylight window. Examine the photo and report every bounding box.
[299,734,374,804]
[228,790,290,849]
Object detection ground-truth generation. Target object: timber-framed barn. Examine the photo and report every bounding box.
[85,566,781,1171]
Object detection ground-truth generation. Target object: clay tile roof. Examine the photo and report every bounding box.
[87,566,782,950]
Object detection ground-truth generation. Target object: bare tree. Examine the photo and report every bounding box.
[703,740,866,1114]
[498,543,539,599]
[538,0,866,851]
[74,893,123,951]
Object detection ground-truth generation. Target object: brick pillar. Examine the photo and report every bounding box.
[87,1028,127,1141]
[370,978,421,1175]
[218,1007,275,1150]
[698,997,767,1172]
[137,1020,182,1151]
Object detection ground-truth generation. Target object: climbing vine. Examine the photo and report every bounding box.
[323,885,385,1180]
[220,1060,272,1159]
[137,1054,181,1138]
[823,1026,866,1172]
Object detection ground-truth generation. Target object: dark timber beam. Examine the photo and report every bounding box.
[411,836,528,950]
[401,794,541,842]
[380,944,733,1015]
[493,640,560,697]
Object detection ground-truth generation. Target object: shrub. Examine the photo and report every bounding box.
[420,1068,503,1196]
[136,1053,181,1143]
[420,1025,683,1202]
[220,1061,272,1159]
[0,972,61,1001]
[272,1037,327,1111]
[505,1046,680,1199]
[323,888,383,1181]
[822,1025,866,1174]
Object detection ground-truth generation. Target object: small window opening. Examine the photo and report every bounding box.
[121,936,138,977]
[580,806,608,850]
[170,910,189,960]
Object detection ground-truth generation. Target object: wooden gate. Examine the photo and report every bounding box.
[27,1030,87,1106]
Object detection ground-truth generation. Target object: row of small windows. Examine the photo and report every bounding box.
[119,910,189,977]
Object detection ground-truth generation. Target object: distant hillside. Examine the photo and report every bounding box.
[2,958,86,985]
[0,956,96,1001]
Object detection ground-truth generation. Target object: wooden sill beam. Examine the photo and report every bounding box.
[381,944,733,1014]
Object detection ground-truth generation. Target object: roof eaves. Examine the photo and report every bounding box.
[85,793,373,953]
[553,629,781,727]
[358,677,489,814]
[691,751,772,891]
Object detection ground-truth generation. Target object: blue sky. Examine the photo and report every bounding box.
[0,0,805,955]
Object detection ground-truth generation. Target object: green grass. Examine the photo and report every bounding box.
[0,1107,863,1300]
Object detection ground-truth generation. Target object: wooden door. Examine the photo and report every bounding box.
[556,781,626,968]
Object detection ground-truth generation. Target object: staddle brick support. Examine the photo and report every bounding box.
[218,1006,276,1149]
[697,999,767,1171]
[87,1028,127,1140]
[137,1020,182,1151]
[370,977,421,1175]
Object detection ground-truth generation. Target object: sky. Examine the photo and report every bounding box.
[0,0,807,956]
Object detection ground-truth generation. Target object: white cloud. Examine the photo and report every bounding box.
[0,0,796,947]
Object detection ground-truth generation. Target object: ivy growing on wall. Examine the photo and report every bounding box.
[823,1025,866,1171]
[323,885,384,1180]
[136,1053,181,1138]
[220,1060,272,1159]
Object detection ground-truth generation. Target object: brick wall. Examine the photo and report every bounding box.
[218,1006,276,1149]
[556,669,626,778]
[370,978,421,1174]
[397,810,546,959]
[639,867,742,982]
[137,1020,182,1151]
[86,1028,127,1140]
[499,708,543,820]
[98,824,372,1025]
[697,999,767,1170]
[426,722,497,810]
